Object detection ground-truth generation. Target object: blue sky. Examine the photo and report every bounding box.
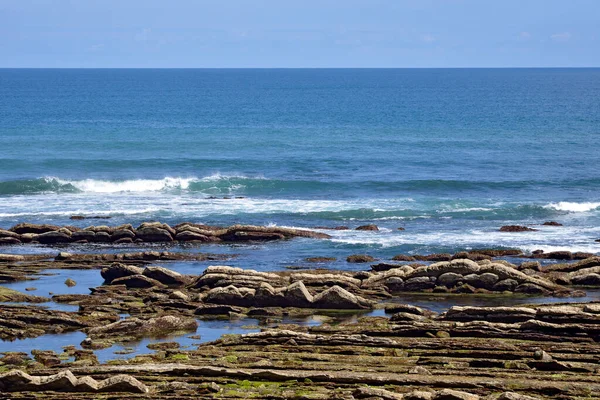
[1,0,599,67]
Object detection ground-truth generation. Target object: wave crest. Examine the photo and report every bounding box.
[543,202,600,213]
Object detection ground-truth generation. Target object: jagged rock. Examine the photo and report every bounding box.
[0,369,148,393]
[533,349,553,361]
[204,285,252,306]
[143,266,190,286]
[101,263,144,283]
[283,281,314,307]
[111,274,166,289]
[313,285,372,309]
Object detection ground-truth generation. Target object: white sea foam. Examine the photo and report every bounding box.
[42,174,266,193]
[544,201,600,213]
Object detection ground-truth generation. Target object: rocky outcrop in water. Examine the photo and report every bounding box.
[0,222,331,245]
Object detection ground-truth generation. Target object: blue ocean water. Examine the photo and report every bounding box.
[1,68,599,259]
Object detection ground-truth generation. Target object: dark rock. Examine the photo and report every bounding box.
[404,276,436,291]
[499,225,537,232]
[304,257,337,263]
[543,221,563,226]
[195,304,244,315]
[101,263,144,283]
[347,254,375,263]
[0,237,21,245]
[515,283,550,295]
[71,230,96,241]
[492,278,519,292]
[135,227,173,242]
[175,230,212,242]
[371,262,404,272]
[355,224,379,231]
[433,389,479,400]
[571,273,600,285]
[10,223,61,234]
[538,251,573,260]
[312,285,371,309]
[142,266,190,286]
[111,274,166,289]
[114,237,134,244]
[64,278,76,287]
[413,253,452,262]
[36,231,72,244]
[384,303,426,315]
[471,249,523,257]
[111,229,136,241]
[392,254,416,262]
[93,231,111,242]
[437,272,463,287]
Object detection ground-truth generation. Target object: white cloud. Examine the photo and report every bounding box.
[550,32,571,42]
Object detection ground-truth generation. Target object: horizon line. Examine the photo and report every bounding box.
[1,66,600,70]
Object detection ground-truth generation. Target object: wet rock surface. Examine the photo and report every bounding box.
[0,222,331,246]
[1,233,600,398]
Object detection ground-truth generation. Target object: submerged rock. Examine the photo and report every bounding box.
[499,225,537,232]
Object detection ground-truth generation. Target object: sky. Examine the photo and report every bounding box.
[0,0,599,68]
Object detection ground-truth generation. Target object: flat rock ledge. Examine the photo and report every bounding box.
[0,369,148,393]
[0,222,330,245]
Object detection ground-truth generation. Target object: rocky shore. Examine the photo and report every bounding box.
[0,222,330,245]
[1,222,600,398]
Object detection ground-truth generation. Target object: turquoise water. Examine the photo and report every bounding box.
[0,68,599,256]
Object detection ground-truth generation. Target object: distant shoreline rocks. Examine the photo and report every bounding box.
[0,222,331,245]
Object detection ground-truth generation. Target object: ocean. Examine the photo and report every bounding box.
[1,68,599,268]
